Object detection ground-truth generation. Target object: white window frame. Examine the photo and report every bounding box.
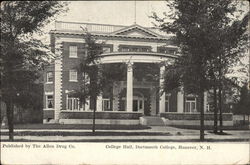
[69,46,78,58]
[66,95,80,111]
[206,103,210,112]
[121,47,129,52]
[185,97,197,113]
[102,99,111,111]
[102,47,111,53]
[45,94,54,109]
[46,72,53,84]
[69,70,78,82]
[165,95,170,112]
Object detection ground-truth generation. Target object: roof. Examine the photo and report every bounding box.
[52,21,173,40]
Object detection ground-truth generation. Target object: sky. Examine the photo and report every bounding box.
[56,1,167,27]
[40,1,249,43]
[39,1,168,43]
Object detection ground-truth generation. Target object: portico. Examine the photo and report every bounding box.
[97,52,176,115]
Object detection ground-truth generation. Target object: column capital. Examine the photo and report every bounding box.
[127,62,134,72]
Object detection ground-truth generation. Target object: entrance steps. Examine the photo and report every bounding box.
[140,116,165,126]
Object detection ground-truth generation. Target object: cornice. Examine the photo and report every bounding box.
[50,30,171,41]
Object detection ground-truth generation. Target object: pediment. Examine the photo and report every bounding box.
[110,24,160,38]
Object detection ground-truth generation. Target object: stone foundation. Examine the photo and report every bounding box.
[160,112,233,121]
[162,118,233,126]
[59,111,142,120]
[160,112,233,126]
[59,119,139,125]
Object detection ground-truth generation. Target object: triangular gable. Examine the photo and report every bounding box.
[110,24,160,38]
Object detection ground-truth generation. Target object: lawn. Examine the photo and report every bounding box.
[1,124,150,130]
[0,131,172,136]
[171,125,249,130]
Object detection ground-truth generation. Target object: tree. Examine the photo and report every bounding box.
[74,30,129,132]
[208,8,248,133]
[235,84,250,124]
[100,63,127,111]
[72,31,104,133]
[152,0,248,140]
[1,1,68,141]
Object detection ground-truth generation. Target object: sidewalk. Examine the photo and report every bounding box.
[1,126,249,142]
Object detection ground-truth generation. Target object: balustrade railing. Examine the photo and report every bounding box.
[55,21,125,33]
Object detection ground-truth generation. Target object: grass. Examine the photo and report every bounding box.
[1,124,151,130]
[208,131,231,135]
[0,131,172,136]
[171,125,249,130]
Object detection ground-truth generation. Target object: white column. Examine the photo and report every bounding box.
[85,99,90,110]
[177,88,184,113]
[54,40,63,122]
[152,46,157,52]
[113,43,119,52]
[96,94,103,111]
[204,91,208,112]
[159,66,165,113]
[126,62,133,112]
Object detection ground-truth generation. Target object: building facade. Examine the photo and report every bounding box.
[43,21,233,125]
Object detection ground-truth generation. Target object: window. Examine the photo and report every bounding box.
[102,47,111,53]
[45,95,54,109]
[67,96,79,110]
[69,70,77,82]
[165,95,170,112]
[185,97,196,113]
[119,45,151,52]
[133,100,138,111]
[168,49,176,55]
[46,72,53,83]
[118,100,126,111]
[69,46,77,58]
[157,47,167,53]
[158,47,177,54]
[139,100,143,109]
[206,104,210,112]
[131,47,139,52]
[102,99,111,111]
[121,47,129,52]
[141,48,150,52]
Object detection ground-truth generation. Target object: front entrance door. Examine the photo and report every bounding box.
[133,100,138,111]
[133,99,144,112]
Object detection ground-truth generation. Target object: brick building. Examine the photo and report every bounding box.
[43,21,233,125]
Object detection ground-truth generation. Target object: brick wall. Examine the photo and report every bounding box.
[61,42,86,110]
[43,110,55,120]
[43,64,55,109]
[60,111,142,119]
